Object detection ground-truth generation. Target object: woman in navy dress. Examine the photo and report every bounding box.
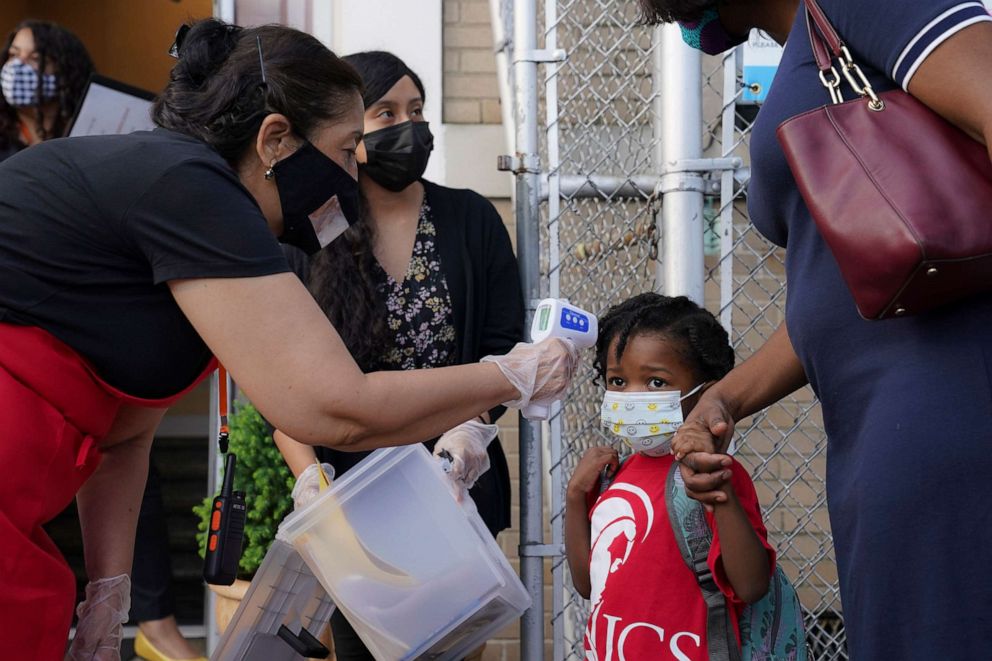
[639,0,992,657]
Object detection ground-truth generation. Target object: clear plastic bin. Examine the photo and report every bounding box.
[211,539,335,660]
[277,445,530,660]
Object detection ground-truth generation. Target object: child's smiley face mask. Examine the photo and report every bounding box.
[600,383,704,456]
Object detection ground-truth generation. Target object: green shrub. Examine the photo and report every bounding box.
[193,401,295,577]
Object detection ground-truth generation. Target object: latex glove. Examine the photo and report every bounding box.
[434,419,499,500]
[66,574,131,661]
[481,337,578,408]
[291,462,336,510]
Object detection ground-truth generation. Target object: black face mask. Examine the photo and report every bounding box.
[272,141,360,255]
[361,121,434,192]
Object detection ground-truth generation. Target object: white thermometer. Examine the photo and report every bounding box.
[523,298,598,420]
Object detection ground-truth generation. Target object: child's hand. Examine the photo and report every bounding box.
[567,446,620,497]
[674,420,735,510]
[671,418,720,461]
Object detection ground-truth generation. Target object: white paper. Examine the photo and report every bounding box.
[68,78,156,137]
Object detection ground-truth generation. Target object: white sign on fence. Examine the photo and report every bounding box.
[740,30,783,104]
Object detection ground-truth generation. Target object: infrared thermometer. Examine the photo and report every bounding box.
[523,298,598,420]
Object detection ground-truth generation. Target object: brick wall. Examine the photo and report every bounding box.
[443,0,503,124]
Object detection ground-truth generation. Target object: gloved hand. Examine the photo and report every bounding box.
[66,574,131,661]
[481,337,578,408]
[291,462,336,510]
[434,419,499,501]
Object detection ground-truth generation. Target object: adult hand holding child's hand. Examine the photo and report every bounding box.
[675,389,738,511]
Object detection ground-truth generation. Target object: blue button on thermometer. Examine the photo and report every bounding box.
[523,298,598,420]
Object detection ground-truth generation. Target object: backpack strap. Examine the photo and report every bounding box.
[665,462,742,661]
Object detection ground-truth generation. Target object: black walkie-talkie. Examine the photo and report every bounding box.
[203,367,247,586]
[204,452,246,585]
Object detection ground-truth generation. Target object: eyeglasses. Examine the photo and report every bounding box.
[167,24,190,59]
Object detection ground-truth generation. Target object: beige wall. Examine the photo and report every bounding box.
[443,0,502,124]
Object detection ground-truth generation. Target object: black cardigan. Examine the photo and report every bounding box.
[287,180,525,536]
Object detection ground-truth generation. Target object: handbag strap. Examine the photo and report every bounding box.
[805,0,843,69]
[803,0,885,110]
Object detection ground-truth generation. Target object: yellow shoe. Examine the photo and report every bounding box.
[134,629,208,661]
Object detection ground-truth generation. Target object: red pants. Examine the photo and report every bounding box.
[0,324,212,659]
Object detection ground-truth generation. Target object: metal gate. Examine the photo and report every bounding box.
[499,0,848,657]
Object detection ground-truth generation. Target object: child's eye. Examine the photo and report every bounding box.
[607,377,625,387]
[648,377,668,389]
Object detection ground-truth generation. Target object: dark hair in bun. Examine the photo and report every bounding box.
[153,19,363,165]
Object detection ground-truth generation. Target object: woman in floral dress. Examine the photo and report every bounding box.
[274,51,524,661]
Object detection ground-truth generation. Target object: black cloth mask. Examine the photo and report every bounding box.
[272,141,360,255]
[361,121,434,192]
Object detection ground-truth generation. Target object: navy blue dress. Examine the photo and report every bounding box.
[747,1,992,657]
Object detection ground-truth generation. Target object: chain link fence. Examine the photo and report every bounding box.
[499,0,850,657]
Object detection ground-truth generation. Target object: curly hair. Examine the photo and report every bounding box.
[594,292,735,384]
[637,0,720,24]
[306,51,428,372]
[307,202,393,373]
[0,20,94,150]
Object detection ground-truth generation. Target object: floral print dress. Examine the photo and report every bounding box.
[375,201,458,370]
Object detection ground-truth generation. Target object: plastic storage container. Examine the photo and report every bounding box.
[277,445,531,661]
[211,539,336,660]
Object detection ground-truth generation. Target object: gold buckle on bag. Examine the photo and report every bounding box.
[819,67,844,105]
[838,45,885,112]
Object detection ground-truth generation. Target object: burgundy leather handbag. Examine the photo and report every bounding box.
[776,0,992,319]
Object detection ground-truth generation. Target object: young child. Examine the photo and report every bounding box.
[565,293,775,660]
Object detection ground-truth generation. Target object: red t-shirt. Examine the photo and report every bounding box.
[584,453,775,660]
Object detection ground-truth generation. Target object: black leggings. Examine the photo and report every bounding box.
[128,461,175,622]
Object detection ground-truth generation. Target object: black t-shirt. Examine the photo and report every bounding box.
[0,128,289,398]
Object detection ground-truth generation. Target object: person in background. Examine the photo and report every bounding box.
[275,50,524,661]
[639,0,992,657]
[0,19,92,161]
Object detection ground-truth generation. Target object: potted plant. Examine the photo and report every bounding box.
[193,400,295,633]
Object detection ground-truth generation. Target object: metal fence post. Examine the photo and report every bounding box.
[653,24,705,302]
[512,0,545,658]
